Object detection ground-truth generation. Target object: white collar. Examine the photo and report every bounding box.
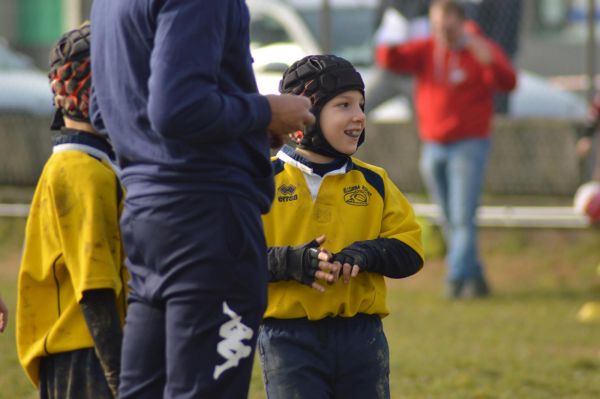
[53,143,121,176]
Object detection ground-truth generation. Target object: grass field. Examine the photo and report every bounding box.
[1,217,600,398]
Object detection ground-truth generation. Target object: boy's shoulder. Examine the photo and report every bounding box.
[44,150,116,186]
[349,157,389,178]
[268,153,391,182]
[347,157,391,200]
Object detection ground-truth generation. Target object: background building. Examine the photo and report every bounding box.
[0,0,91,67]
[0,0,596,80]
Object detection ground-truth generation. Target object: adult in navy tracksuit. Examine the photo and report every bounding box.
[90,1,314,397]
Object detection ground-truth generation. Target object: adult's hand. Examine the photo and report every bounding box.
[266,94,315,147]
[465,33,492,65]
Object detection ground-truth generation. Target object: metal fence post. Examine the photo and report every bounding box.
[320,0,331,54]
[63,0,82,30]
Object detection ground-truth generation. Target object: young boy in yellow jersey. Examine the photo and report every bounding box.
[259,54,424,398]
[16,23,127,399]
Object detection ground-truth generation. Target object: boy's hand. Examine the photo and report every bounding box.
[286,235,338,292]
[266,94,315,148]
[333,244,369,284]
[576,136,594,157]
[0,296,7,333]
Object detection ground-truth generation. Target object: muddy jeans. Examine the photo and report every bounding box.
[258,314,390,399]
[39,348,113,399]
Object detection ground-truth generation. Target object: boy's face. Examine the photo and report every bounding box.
[319,90,365,156]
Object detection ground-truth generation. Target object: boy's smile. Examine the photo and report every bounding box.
[344,128,362,139]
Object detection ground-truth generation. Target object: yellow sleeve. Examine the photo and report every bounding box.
[48,156,122,302]
[380,170,424,260]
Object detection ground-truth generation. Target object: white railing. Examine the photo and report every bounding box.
[1,202,590,228]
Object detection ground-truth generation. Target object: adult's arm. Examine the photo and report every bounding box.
[147,0,271,142]
[474,37,517,92]
[375,39,429,75]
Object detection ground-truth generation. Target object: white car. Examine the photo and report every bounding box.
[249,0,587,121]
[0,38,53,115]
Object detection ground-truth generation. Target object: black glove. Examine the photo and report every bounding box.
[333,243,369,269]
[267,240,322,286]
[333,239,424,278]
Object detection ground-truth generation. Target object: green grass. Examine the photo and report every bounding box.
[0,218,36,399]
[1,218,600,398]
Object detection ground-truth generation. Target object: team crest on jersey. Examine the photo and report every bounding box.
[277,184,298,203]
[343,185,371,206]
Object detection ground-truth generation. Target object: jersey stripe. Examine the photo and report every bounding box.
[272,159,285,176]
[350,163,385,200]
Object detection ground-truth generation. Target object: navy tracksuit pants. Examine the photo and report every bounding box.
[118,193,267,398]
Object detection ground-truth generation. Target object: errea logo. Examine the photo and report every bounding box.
[343,185,371,206]
[277,184,298,203]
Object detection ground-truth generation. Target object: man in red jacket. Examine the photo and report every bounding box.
[376,0,516,298]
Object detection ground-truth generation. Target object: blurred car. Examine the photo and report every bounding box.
[0,38,53,115]
[249,0,587,122]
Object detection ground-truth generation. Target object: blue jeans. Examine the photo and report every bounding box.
[258,315,390,399]
[419,138,491,282]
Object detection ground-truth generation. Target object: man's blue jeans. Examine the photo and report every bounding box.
[419,137,491,282]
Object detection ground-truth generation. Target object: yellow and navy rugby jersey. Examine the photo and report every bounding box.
[262,146,423,320]
[16,133,128,386]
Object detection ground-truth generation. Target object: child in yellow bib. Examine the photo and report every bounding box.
[259,54,424,399]
[16,23,127,399]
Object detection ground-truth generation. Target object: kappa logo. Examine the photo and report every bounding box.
[343,185,371,206]
[277,184,298,203]
[213,301,254,380]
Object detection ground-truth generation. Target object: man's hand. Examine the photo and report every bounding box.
[266,94,315,148]
[465,33,492,65]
